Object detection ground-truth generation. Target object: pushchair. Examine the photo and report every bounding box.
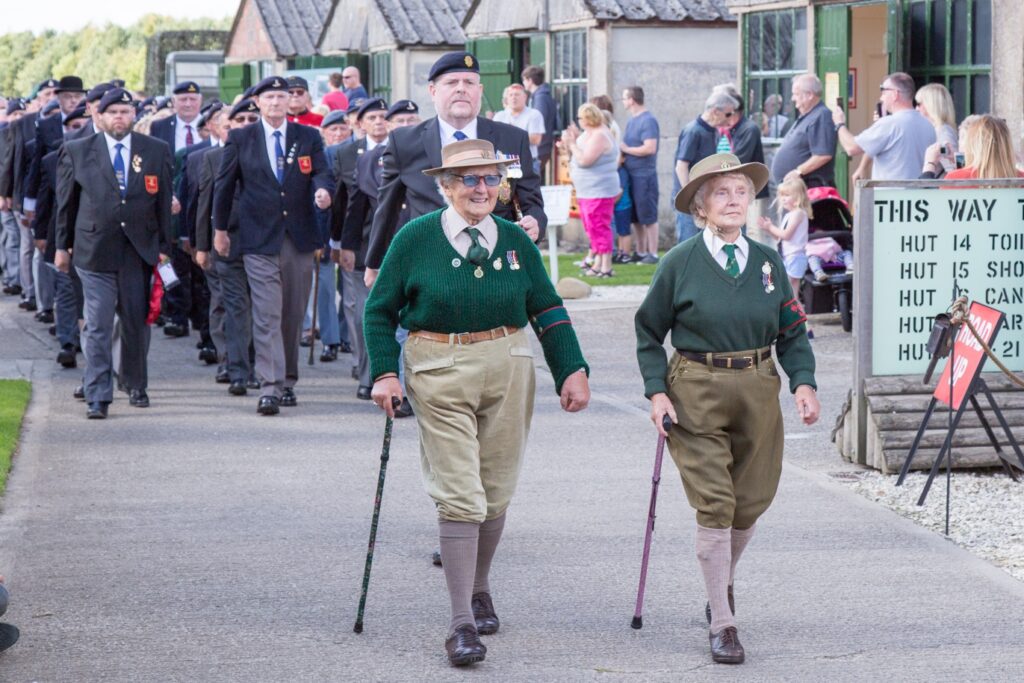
[799,186,854,332]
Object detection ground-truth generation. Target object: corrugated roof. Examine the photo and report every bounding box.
[583,0,733,22]
[376,0,471,46]
[255,0,335,57]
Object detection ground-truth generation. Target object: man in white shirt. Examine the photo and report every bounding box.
[492,84,545,172]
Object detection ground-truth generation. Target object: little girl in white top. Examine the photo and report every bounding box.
[758,176,812,294]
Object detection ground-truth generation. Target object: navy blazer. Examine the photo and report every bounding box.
[195,146,242,259]
[55,132,174,272]
[26,113,64,201]
[33,148,60,263]
[365,116,545,270]
[213,120,331,256]
[178,139,213,243]
[149,115,181,153]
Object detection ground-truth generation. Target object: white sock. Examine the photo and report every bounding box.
[696,524,735,633]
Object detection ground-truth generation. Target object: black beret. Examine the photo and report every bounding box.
[345,98,366,116]
[54,76,85,94]
[5,98,26,115]
[228,98,260,120]
[252,76,289,97]
[242,86,256,98]
[428,52,479,82]
[320,109,347,128]
[196,101,224,129]
[356,97,387,121]
[41,99,60,116]
[156,97,174,111]
[64,103,88,124]
[286,76,309,92]
[87,82,115,103]
[97,88,134,113]
[386,99,419,120]
[109,79,126,88]
[173,81,201,95]
[37,78,59,92]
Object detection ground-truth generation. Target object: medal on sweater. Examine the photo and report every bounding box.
[506,250,520,270]
[499,152,523,179]
[493,257,502,271]
[474,266,484,279]
[762,262,775,293]
[497,178,511,204]
[451,257,461,268]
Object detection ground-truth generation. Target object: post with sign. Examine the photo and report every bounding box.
[844,179,1024,473]
[541,185,573,284]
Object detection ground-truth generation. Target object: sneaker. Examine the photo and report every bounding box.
[629,252,644,263]
[638,254,659,265]
[612,252,631,265]
[814,270,829,282]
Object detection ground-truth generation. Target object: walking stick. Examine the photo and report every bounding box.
[354,396,401,634]
[308,251,321,366]
[631,414,673,629]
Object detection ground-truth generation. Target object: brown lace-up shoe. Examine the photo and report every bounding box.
[471,592,500,635]
[444,623,486,667]
[709,626,745,664]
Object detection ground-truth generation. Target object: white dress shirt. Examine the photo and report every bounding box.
[261,118,288,178]
[104,132,132,185]
[442,206,496,258]
[364,135,386,154]
[702,228,748,274]
[173,115,199,151]
[438,117,478,147]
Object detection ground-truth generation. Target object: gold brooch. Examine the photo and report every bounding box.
[131,155,142,173]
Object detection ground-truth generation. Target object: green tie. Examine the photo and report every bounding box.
[466,227,489,266]
[722,244,740,278]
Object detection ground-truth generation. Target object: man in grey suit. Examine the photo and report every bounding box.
[55,89,173,419]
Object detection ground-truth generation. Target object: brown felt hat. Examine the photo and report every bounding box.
[675,153,770,214]
[422,139,514,177]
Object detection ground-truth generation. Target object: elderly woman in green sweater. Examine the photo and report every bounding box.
[635,153,820,666]
[364,139,590,668]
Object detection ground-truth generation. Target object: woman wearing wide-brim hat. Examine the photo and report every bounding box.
[364,138,591,667]
[634,152,820,665]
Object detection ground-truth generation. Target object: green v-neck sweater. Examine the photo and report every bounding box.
[364,209,589,394]
[635,234,816,397]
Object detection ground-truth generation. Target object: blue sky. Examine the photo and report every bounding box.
[7,1,239,33]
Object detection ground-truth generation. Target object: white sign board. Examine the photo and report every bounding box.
[541,185,573,226]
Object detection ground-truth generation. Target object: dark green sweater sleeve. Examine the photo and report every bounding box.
[363,224,411,381]
[634,248,689,398]
[773,264,817,392]
[520,232,589,394]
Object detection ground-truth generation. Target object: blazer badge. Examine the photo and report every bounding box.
[145,175,159,194]
[298,156,312,174]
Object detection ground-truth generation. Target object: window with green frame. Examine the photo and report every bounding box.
[552,30,587,128]
[905,0,991,121]
[743,8,808,138]
[370,51,391,100]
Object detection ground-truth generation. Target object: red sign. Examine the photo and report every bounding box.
[933,302,1004,409]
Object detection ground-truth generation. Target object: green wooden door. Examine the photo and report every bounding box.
[816,4,850,197]
[886,0,903,73]
[219,63,251,103]
[466,36,514,115]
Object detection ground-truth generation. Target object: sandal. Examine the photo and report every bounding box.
[581,267,601,277]
[597,270,615,278]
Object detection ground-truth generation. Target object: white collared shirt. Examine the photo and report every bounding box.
[703,228,749,274]
[442,206,496,259]
[438,117,478,147]
[173,115,199,151]
[104,132,132,177]
[262,118,288,178]
[365,135,387,154]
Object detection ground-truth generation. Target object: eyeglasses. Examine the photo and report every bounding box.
[454,174,502,188]
[722,111,735,118]
[879,86,896,93]
[234,115,260,123]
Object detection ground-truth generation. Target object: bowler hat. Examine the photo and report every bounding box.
[674,153,770,214]
[54,76,85,93]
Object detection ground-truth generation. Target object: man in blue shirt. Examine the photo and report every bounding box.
[770,74,837,188]
[620,86,660,264]
[341,67,369,103]
[521,65,558,180]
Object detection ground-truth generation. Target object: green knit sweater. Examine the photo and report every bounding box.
[364,209,589,394]
[635,235,816,397]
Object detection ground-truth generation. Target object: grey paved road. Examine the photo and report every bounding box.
[1,294,1021,681]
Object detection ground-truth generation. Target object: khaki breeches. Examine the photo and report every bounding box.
[405,328,536,523]
[665,349,784,530]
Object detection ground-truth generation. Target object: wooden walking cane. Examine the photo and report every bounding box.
[631,414,673,629]
[308,251,320,365]
[354,397,401,634]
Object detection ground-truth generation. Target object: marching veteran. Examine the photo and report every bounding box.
[634,153,819,665]
[364,139,590,668]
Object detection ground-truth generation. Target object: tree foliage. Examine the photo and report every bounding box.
[0,14,230,97]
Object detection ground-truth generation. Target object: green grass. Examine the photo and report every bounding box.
[544,252,663,286]
[0,379,31,495]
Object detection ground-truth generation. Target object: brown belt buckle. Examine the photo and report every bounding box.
[454,332,472,345]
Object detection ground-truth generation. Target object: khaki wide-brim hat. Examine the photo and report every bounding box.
[423,139,514,177]
[675,152,770,214]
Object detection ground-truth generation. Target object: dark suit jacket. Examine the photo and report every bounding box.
[213,120,331,256]
[26,113,64,201]
[9,114,37,209]
[33,148,60,263]
[55,132,174,272]
[179,139,213,243]
[529,83,559,160]
[149,115,182,153]
[0,124,12,198]
[333,138,374,270]
[365,116,545,270]
[195,146,241,259]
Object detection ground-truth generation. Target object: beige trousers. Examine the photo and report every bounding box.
[405,328,536,523]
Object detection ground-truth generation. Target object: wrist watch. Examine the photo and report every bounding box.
[834,122,846,132]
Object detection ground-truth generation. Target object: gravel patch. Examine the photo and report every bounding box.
[587,285,649,302]
[837,469,1024,581]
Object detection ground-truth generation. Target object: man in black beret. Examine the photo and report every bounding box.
[150,81,203,153]
[364,51,546,288]
[72,82,116,139]
[54,88,174,418]
[212,76,333,415]
[385,99,420,129]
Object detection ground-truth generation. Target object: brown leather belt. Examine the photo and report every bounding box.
[411,326,519,345]
[677,348,772,369]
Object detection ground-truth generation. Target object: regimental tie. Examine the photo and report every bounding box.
[273,130,285,183]
[722,243,740,278]
[185,124,194,147]
[113,142,127,197]
[466,227,488,278]
[453,130,468,141]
